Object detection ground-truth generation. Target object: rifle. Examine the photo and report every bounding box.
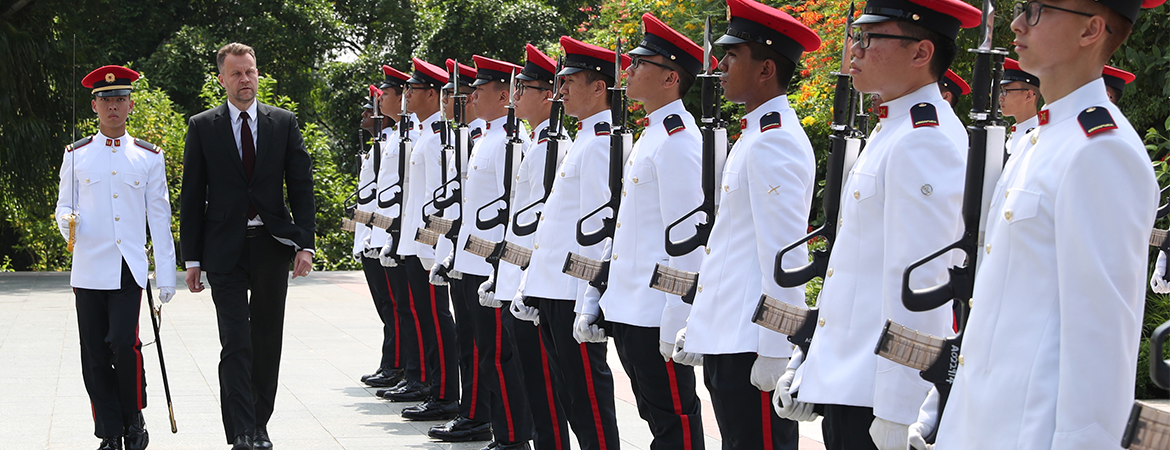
[377,90,411,262]
[649,16,727,305]
[470,70,524,289]
[429,61,471,279]
[1121,321,1170,449]
[752,3,864,354]
[347,86,383,233]
[417,79,451,245]
[513,57,568,238]
[871,0,1008,443]
[564,36,631,295]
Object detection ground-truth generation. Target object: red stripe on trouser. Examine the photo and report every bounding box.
[430,284,448,398]
[135,289,144,409]
[579,343,608,450]
[470,343,481,419]
[539,331,564,450]
[761,391,774,450]
[383,270,400,367]
[664,361,693,450]
[407,282,426,382]
[494,311,516,441]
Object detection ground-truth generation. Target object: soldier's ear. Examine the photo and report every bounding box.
[91,98,98,114]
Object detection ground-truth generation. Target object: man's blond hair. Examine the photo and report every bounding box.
[217,43,256,73]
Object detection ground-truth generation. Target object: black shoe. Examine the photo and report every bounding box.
[231,434,253,450]
[381,380,429,402]
[401,397,459,421]
[488,442,530,450]
[123,412,148,450]
[376,378,412,397]
[427,416,492,442]
[98,437,123,450]
[360,368,382,383]
[364,368,405,388]
[253,428,272,449]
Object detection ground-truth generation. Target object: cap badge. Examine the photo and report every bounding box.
[105,73,116,83]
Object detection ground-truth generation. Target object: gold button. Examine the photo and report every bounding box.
[968,298,974,308]
[115,216,120,221]
[705,247,710,255]
[113,193,118,199]
[550,188,554,194]
[516,175,520,180]
[540,216,545,221]
[1030,134,1038,145]
[818,318,826,327]
[827,267,834,277]
[116,239,121,244]
[612,254,618,260]
[561,172,566,177]
[534,244,539,249]
[85,178,90,183]
[629,160,633,165]
[723,185,729,192]
[112,149,117,153]
[134,181,139,186]
[622,190,627,197]
[853,190,860,199]
[1004,210,1013,221]
[111,170,117,175]
[697,285,703,293]
[473,165,477,170]
[1005,191,1009,199]
[632,177,639,183]
[958,355,965,365]
[616,221,621,228]
[986,244,992,254]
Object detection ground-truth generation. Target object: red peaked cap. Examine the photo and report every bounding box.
[445,59,478,90]
[1103,0,1165,23]
[558,35,632,78]
[517,44,557,83]
[380,65,410,89]
[853,0,981,41]
[941,69,971,98]
[1102,65,1136,92]
[716,0,822,65]
[82,65,140,97]
[407,58,449,90]
[471,55,522,87]
[630,13,718,76]
[1001,58,1040,87]
[363,85,381,109]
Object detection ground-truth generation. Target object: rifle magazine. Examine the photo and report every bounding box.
[464,235,501,259]
[1151,228,1168,249]
[371,213,394,230]
[415,228,440,246]
[649,263,698,297]
[751,294,812,336]
[874,320,944,372]
[426,216,455,235]
[354,210,375,226]
[500,241,533,268]
[1123,401,1170,450]
[341,218,358,233]
[562,252,605,283]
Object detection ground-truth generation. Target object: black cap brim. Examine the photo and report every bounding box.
[95,89,133,98]
[557,66,586,76]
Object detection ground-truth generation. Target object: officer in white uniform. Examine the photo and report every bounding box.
[514,35,626,450]
[917,0,1162,447]
[589,13,707,449]
[1000,57,1041,157]
[775,0,981,448]
[674,1,823,449]
[56,65,175,450]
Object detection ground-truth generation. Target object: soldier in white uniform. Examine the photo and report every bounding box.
[588,13,707,449]
[673,1,822,449]
[773,0,981,448]
[515,35,626,450]
[1000,58,1042,157]
[914,0,1163,448]
[502,43,573,450]
[56,65,176,450]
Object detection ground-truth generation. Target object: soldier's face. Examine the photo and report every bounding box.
[218,53,258,105]
[1010,0,1103,83]
[999,81,1034,117]
[717,43,760,104]
[92,95,134,129]
[848,22,922,96]
[625,54,674,102]
[559,72,601,118]
[379,89,401,117]
[405,84,434,114]
[360,108,375,132]
[515,80,552,122]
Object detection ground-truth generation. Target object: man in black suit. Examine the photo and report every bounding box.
[180,42,316,450]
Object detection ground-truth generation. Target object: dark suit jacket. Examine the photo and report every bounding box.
[180,101,316,273]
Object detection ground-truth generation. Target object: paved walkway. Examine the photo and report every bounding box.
[0,271,826,449]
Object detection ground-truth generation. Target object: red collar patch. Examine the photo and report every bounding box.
[739,118,748,130]
[878,106,888,119]
[105,138,121,147]
[1038,109,1049,125]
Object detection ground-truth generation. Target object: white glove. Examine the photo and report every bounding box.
[1153,251,1170,294]
[430,254,453,285]
[772,367,819,422]
[908,388,940,450]
[671,328,703,366]
[363,247,380,259]
[869,417,910,450]
[158,286,175,304]
[419,257,435,271]
[56,212,75,240]
[659,340,675,362]
[572,313,607,343]
[510,300,540,326]
[750,356,787,392]
[379,245,398,267]
[478,275,501,308]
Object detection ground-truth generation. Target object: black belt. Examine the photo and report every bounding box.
[246,225,266,238]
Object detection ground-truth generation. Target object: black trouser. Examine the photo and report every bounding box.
[611,323,705,450]
[820,404,878,450]
[460,273,533,444]
[535,297,620,450]
[360,256,400,372]
[510,305,570,450]
[403,256,459,401]
[206,230,294,443]
[704,353,799,450]
[75,259,147,439]
[449,277,489,422]
[384,262,420,383]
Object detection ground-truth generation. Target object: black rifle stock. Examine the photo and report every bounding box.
[514,58,566,237]
[1120,321,1170,449]
[577,37,630,248]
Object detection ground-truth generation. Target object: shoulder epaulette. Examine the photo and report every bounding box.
[65,135,94,152]
[1077,106,1117,137]
[470,127,483,140]
[594,122,611,136]
[537,128,550,144]
[431,121,444,134]
[663,114,686,135]
[910,103,939,128]
[134,138,160,154]
[760,112,782,132]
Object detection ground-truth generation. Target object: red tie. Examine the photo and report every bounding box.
[240,111,257,219]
